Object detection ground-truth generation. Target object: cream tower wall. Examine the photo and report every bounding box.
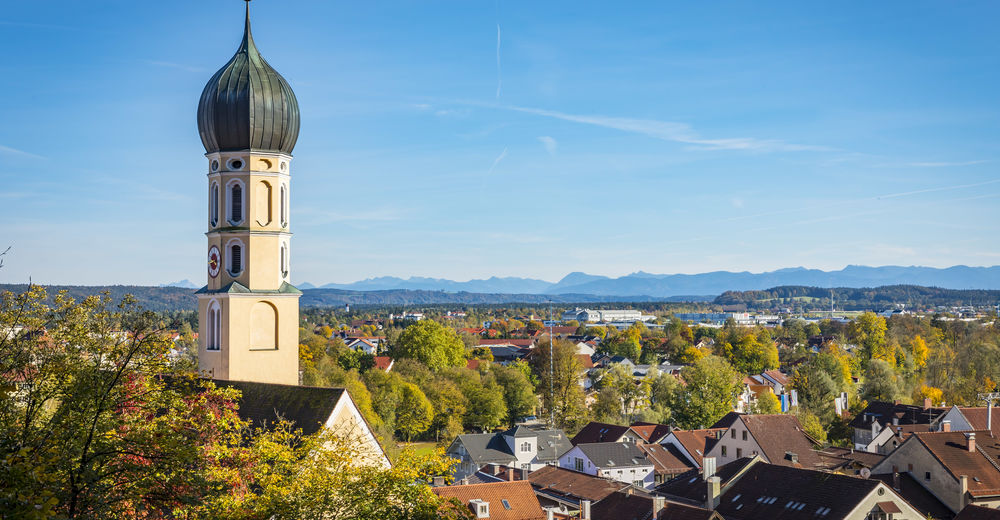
[198,151,300,386]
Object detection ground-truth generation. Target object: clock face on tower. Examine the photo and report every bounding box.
[208,246,221,278]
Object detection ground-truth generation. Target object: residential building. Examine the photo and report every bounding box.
[590,490,721,520]
[850,400,944,452]
[434,481,547,520]
[448,426,572,480]
[933,406,1000,436]
[561,308,655,324]
[871,430,1000,514]
[526,465,628,517]
[373,356,393,372]
[703,414,823,469]
[660,428,725,468]
[558,443,655,489]
[571,422,671,446]
[346,336,381,355]
[657,457,925,520]
[637,443,696,485]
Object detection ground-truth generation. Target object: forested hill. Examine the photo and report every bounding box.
[0,284,698,312]
[714,285,1000,310]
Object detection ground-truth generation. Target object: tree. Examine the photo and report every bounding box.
[493,365,537,427]
[597,363,651,423]
[861,359,901,402]
[672,356,742,429]
[750,390,781,414]
[464,382,507,432]
[531,340,589,431]
[849,312,888,362]
[397,383,434,442]
[394,321,466,371]
[909,335,929,369]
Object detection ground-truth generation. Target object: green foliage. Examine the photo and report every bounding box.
[750,391,782,414]
[797,411,828,443]
[672,356,742,429]
[394,321,466,371]
[861,359,901,402]
[493,365,537,426]
[464,382,507,432]
[397,383,435,442]
[532,340,589,432]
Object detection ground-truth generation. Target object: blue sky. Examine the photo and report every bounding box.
[1,1,998,286]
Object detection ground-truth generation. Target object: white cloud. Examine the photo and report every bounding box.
[503,105,830,152]
[538,136,557,155]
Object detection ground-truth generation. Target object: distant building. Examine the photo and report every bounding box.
[558,442,655,489]
[561,308,655,324]
[434,480,546,520]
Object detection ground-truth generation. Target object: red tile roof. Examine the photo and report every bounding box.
[959,407,1000,436]
[628,423,672,443]
[434,481,546,520]
[571,422,630,445]
[480,338,536,347]
[526,465,626,502]
[576,354,595,369]
[956,504,1000,520]
[638,443,696,475]
[912,430,1000,498]
[738,414,823,468]
[373,356,393,371]
[670,429,725,466]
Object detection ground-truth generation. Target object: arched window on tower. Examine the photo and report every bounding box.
[210,182,219,227]
[229,243,242,275]
[280,243,288,278]
[207,300,221,351]
[230,183,243,224]
[280,184,287,227]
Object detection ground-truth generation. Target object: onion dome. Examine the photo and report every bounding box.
[197,3,300,155]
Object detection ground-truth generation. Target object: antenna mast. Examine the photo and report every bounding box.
[549,302,554,428]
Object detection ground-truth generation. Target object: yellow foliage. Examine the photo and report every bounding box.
[913,384,943,405]
[909,336,929,369]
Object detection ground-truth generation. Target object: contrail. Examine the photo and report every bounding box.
[876,178,1000,199]
[488,147,508,174]
[496,24,502,98]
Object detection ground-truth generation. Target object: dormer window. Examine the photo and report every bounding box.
[520,442,531,453]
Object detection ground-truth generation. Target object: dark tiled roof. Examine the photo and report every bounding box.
[504,425,538,438]
[434,481,546,520]
[452,428,571,466]
[913,430,1000,497]
[849,400,945,429]
[955,504,1000,520]
[638,443,696,475]
[670,429,725,466]
[572,422,631,445]
[710,412,743,429]
[871,473,954,520]
[739,414,823,468]
[815,446,886,471]
[655,457,758,503]
[576,442,651,468]
[212,379,343,437]
[526,465,626,503]
[629,423,672,443]
[590,492,656,520]
[667,462,891,520]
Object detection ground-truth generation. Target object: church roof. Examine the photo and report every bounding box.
[197,3,300,155]
[213,379,344,436]
[195,281,302,295]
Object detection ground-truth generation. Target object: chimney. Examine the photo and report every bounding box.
[785,451,799,464]
[966,432,976,452]
[546,508,554,520]
[652,496,666,518]
[892,416,899,426]
[706,476,721,511]
[960,475,969,510]
[702,457,717,481]
[581,500,591,520]
[892,471,900,491]
[896,427,903,439]
[507,467,515,481]
[942,420,951,432]
[894,399,901,406]
[924,397,932,410]
[432,476,445,487]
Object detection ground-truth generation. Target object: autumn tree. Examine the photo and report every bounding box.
[397,383,434,442]
[493,364,537,427]
[671,355,742,429]
[849,312,888,362]
[394,321,466,371]
[532,339,589,431]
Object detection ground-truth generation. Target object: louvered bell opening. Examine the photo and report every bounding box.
[231,245,242,274]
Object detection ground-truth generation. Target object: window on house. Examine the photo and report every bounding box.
[721,446,727,457]
[574,457,584,472]
[229,244,242,275]
[742,431,747,441]
[633,480,643,487]
[521,442,531,453]
[230,183,242,223]
[736,448,743,458]
[731,430,736,439]
[925,472,931,481]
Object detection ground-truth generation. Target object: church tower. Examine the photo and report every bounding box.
[195,3,301,385]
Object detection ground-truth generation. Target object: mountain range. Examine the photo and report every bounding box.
[307,265,1000,298]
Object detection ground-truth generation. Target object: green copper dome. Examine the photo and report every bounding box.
[197,4,300,155]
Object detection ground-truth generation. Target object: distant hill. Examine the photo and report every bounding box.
[160,279,198,289]
[310,265,1000,298]
[715,285,1000,310]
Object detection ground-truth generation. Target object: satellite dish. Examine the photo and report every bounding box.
[860,468,872,479]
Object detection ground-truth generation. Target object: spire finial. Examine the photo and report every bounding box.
[240,0,255,52]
